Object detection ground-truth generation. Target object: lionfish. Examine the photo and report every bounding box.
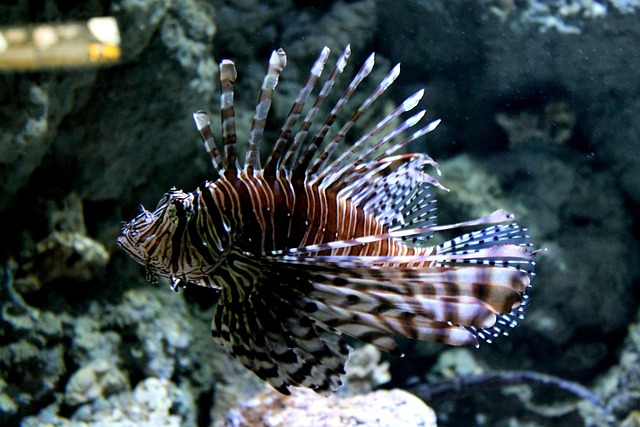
[118,45,537,395]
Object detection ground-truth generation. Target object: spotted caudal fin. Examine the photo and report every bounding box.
[433,223,537,343]
[268,223,534,351]
[209,250,526,396]
[269,255,531,351]
[209,223,534,395]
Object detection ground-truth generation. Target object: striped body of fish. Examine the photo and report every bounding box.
[118,46,537,395]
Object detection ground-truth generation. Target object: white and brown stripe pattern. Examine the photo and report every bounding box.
[118,45,538,395]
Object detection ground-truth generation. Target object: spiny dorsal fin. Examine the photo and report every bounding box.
[193,110,223,178]
[291,52,376,182]
[245,48,287,174]
[219,59,238,176]
[313,89,424,187]
[305,62,400,180]
[334,155,439,232]
[263,46,331,177]
[281,46,352,174]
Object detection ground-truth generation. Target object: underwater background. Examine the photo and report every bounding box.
[1,0,639,426]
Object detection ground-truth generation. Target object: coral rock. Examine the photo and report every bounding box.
[222,388,437,427]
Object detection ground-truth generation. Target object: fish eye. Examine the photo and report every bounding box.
[166,199,182,220]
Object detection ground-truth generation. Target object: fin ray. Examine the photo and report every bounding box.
[245,48,287,173]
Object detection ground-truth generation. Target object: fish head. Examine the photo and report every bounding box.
[117,188,193,281]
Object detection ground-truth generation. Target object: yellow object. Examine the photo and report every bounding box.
[0,17,120,71]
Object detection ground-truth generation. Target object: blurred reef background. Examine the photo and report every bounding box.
[1,1,640,426]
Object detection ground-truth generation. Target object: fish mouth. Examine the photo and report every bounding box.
[116,230,146,265]
[117,210,160,265]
